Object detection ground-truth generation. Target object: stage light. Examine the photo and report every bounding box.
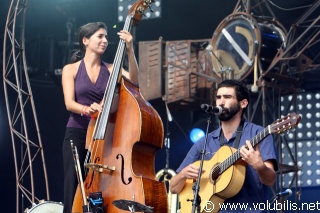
[117,0,161,22]
[189,128,205,143]
[281,92,320,187]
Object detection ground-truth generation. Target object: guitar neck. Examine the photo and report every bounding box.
[219,125,271,174]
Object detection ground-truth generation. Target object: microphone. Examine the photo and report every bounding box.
[276,189,292,198]
[201,104,223,115]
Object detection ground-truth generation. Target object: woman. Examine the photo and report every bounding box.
[61,22,139,213]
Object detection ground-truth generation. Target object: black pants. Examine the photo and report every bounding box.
[62,127,87,213]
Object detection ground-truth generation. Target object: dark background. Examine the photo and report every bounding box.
[1,0,319,212]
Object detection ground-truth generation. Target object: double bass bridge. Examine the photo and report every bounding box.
[84,163,115,173]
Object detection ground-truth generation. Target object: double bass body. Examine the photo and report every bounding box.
[72,79,168,213]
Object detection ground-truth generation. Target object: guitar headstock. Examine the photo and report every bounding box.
[128,0,153,23]
[270,112,302,134]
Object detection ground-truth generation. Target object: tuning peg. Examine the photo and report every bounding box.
[290,128,296,132]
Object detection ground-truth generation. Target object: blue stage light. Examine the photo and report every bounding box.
[189,128,205,143]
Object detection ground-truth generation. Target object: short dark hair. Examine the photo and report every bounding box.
[216,79,250,113]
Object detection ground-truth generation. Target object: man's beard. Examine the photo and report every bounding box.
[218,102,241,121]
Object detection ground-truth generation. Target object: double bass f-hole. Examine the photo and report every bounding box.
[117,154,132,185]
[85,157,100,189]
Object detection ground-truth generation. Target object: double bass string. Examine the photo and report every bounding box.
[83,14,134,175]
[92,15,132,140]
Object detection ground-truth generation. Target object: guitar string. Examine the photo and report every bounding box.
[213,126,270,175]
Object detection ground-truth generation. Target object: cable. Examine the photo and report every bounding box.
[267,0,313,11]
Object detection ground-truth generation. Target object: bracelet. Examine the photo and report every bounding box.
[81,106,88,116]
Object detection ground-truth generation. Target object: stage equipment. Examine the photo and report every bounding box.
[269,189,293,207]
[113,199,154,212]
[156,169,179,213]
[139,39,165,101]
[211,13,286,84]
[165,39,220,108]
[155,97,179,213]
[280,92,320,188]
[200,104,223,115]
[189,128,205,143]
[189,105,223,143]
[139,38,221,110]
[24,200,63,213]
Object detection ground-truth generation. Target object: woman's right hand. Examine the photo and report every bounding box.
[85,102,103,115]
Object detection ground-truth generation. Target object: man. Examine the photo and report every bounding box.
[170,79,278,212]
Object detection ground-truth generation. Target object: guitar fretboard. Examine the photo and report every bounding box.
[216,125,271,174]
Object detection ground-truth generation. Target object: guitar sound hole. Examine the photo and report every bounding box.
[210,166,221,181]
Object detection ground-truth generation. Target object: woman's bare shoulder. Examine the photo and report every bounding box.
[62,61,81,76]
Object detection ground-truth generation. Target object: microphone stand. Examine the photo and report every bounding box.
[269,191,290,210]
[163,95,172,177]
[191,113,212,213]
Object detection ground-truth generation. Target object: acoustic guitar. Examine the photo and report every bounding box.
[179,112,301,213]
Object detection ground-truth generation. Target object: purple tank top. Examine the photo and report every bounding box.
[66,60,110,129]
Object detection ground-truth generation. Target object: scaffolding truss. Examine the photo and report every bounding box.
[2,0,50,212]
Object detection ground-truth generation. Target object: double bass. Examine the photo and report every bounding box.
[71,0,168,212]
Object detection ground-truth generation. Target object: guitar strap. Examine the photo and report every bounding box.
[219,119,244,149]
